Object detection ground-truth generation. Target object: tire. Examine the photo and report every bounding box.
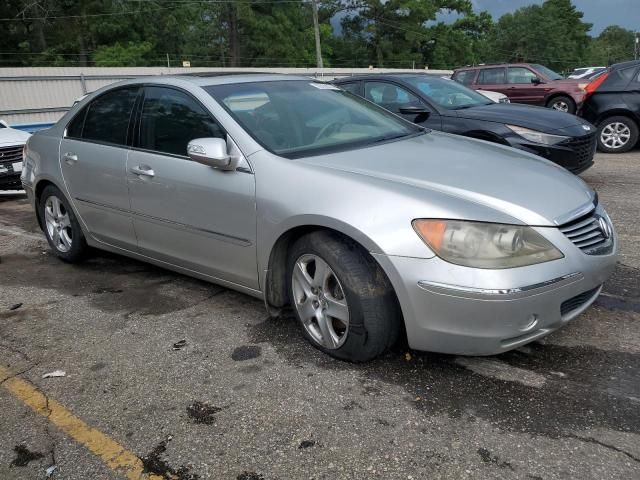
[286,231,401,362]
[596,116,639,153]
[546,95,576,114]
[39,185,88,262]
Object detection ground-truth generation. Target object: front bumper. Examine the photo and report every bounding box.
[510,133,597,175]
[374,214,617,355]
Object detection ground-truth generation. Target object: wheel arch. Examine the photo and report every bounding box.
[544,92,575,108]
[594,110,639,128]
[262,223,403,327]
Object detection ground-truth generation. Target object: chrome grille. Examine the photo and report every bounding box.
[558,209,612,255]
[0,145,24,166]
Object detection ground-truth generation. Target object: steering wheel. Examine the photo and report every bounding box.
[314,121,344,143]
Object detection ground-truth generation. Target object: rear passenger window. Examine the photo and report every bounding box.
[478,68,506,85]
[138,87,224,157]
[81,88,138,145]
[66,107,87,138]
[454,70,476,85]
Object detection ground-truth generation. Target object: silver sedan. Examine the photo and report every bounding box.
[21,74,617,362]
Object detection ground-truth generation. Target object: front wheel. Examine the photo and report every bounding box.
[287,231,401,362]
[547,95,576,114]
[39,185,88,262]
[596,116,638,153]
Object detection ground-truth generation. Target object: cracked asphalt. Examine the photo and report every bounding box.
[1,150,639,480]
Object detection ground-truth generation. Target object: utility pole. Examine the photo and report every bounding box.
[312,0,323,68]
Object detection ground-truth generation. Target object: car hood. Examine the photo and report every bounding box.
[452,103,583,132]
[0,127,31,145]
[301,132,594,227]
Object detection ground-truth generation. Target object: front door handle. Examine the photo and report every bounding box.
[63,152,78,164]
[130,165,155,177]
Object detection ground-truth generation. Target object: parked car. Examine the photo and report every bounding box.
[0,120,30,190]
[578,60,640,153]
[452,63,587,114]
[333,74,597,174]
[477,89,510,103]
[22,75,617,361]
[568,67,607,80]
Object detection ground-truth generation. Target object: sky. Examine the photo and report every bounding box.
[461,0,639,35]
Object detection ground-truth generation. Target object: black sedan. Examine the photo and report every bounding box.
[332,74,597,174]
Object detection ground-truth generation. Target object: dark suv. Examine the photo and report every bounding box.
[453,63,586,114]
[578,60,640,153]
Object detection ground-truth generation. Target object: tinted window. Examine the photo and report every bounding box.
[454,70,476,85]
[507,67,537,84]
[206,81,420,158]
[611,66,638,89]
[531,64,563,80]
[338,82,360,95]
[82,88,138,145]
[364,82,422,114]
[66,107,87,138]
[478,68,506,85]
[139,87,224,156]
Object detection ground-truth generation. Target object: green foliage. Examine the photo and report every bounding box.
[93,41,154,66]
[0,0,635,71]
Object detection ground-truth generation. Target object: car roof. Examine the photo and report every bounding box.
[117,73,314,88]
[610,59,640,70]
[454,63,536,71]
[332,73,443,82]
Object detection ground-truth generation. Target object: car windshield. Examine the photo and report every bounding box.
[532,64,563,80]
[206,81,422,158]
[403,76,493,109]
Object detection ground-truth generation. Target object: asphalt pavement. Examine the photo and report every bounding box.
[0,151,639,480]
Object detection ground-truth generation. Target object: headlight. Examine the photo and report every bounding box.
[506,125,569,145]
[499,97,510,103]
[413,219,563,269]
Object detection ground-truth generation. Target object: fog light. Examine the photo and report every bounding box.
[520,314,539,332]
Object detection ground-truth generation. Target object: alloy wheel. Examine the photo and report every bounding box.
[291,254,350,350]
[600,122,631,150]
[44,195,73,253]
[551,100,569,112]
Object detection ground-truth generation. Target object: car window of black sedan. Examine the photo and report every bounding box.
[364,82,423,114]
[404,76,492,110]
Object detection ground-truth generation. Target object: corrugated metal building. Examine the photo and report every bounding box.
[0,67,451,126]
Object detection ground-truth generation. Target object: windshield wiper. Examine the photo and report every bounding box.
[372,133,411,143]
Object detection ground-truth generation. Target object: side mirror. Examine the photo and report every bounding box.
[531,76,542,85]
[187,137,238,171]
[399,105,430,115]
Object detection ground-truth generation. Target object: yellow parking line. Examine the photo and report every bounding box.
[0,366,165,480]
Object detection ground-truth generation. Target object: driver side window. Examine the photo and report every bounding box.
[364,82,422,114]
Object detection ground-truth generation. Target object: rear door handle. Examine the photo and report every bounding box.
[130,165,155,177]
[63,152,78,164]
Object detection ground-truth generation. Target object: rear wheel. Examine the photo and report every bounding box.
[39,185,88,262]
[547,95,576,114]
[596,116,638,153]
[287,231,401,362]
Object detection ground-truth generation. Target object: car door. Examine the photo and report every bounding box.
[127,85,258,290]
[506,67,542,104]
[363,81,442,130]
[623,67,640,118]
[59,86,140,250]
[475,67,508,95]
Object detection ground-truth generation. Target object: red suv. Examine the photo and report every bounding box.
[452,63,586,114]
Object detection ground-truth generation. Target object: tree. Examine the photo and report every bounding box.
[489,0,592,72]
[588,26,636,66]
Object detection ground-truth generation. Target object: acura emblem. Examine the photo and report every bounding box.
[598,216,612,239]
[582,125,591,131]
